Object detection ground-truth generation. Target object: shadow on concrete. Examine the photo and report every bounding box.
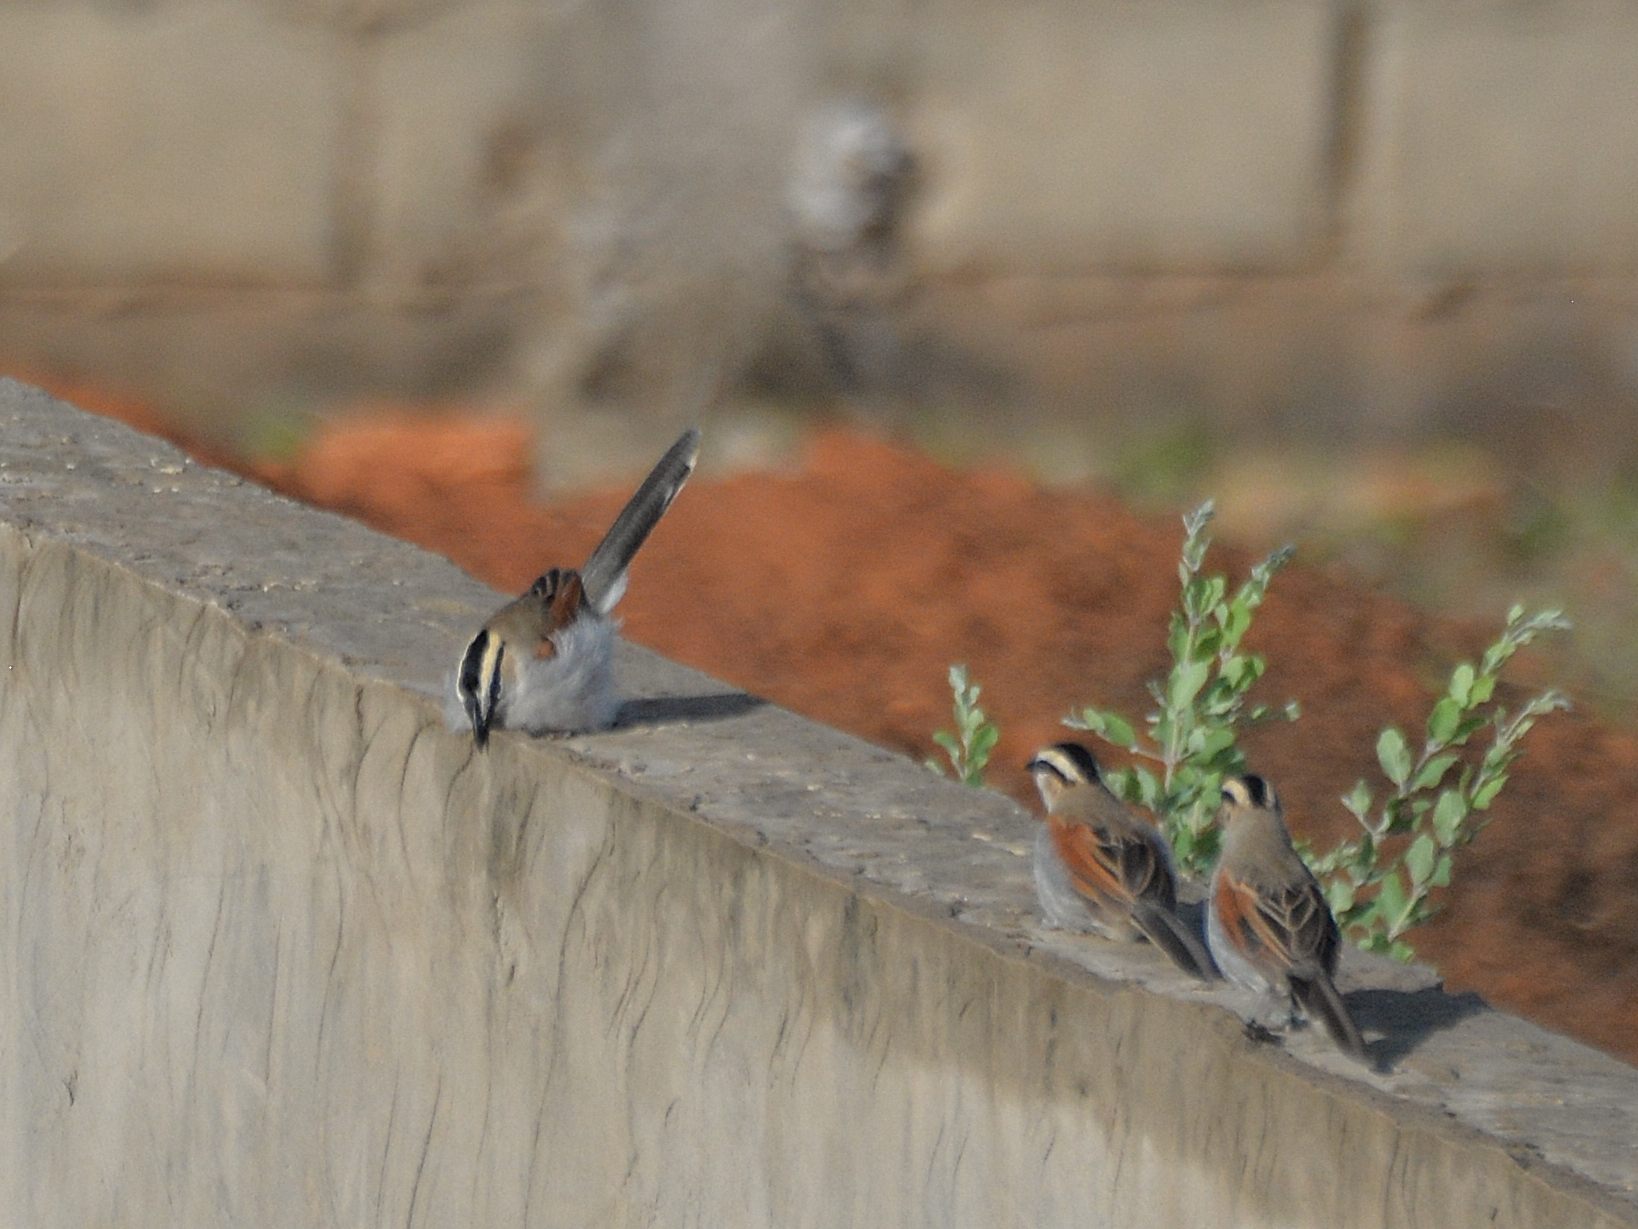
[616,692,767,728]
[1349,985,1490,1068]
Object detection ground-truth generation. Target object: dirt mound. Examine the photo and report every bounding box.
[79,399,1638,1065]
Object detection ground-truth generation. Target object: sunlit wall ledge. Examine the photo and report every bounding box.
[1,380,1634,1227]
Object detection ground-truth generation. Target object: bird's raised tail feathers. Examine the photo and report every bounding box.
[580,428,701,613]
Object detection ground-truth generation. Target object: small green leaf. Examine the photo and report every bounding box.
[1413,752,1460,792]
[1376,727,1412,787]
[1169,659,1211,709]
[1325,878,1356,915]
[1469,674,1496,705]
[970,724,999,759]
[1183,577,1208,618]
[1336,899,1372,929]
[1388,939,1416,963]
[1167,614,1190,663]
[1432,790,1467,844]
[1191,725,1236,760]
[1099,713,1136,749]
[1130,766,1161,809]
[1405,833,1437,885]
[1430,853,1453,888]
[1202,575,1226,615]
[932,731,960,757]
[1375,870,1410,928]
[1341,780,1373,821]
[1471,773,1507,810]
[1449,663,1475,706]
[1184,575,1225,620]
[1427,697,1462,745]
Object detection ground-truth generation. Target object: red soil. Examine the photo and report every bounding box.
[62,392,1638,1066]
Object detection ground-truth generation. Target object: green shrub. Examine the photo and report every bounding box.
[932,502,1570,960]
[1303,605,1570,960]
[928,664,999,787]
[1067,501,1297,876]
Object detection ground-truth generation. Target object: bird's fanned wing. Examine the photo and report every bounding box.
[1215,871,1296,970]
[1216,872,1339,979]
[1051,817,1175,912]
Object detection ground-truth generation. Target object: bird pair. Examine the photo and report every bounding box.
[1028,743,1369,1064]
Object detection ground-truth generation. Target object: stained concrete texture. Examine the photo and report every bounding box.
[1,379,1636,1227]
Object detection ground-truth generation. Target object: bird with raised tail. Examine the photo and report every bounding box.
[1208,773,1371,1064]
[452,427,700,747]
[1025,742,1217,982]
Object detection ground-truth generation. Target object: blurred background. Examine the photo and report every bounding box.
[4,0,1638,1056]
[4,0,1638,706]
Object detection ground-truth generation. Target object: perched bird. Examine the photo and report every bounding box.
[1025,742,1216,981]
[1208,774,1370,1064]
[452,427,700,747]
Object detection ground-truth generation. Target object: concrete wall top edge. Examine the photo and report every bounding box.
[2,378,1636,1222]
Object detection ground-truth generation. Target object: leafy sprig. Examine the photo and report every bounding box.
[928,664,1000,787]
[1305,605,1571,960]
[1066,501,1297,875]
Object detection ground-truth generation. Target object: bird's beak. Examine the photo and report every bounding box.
[466,697,491,750]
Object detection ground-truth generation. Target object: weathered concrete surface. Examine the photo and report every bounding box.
[1,380,1636,1227]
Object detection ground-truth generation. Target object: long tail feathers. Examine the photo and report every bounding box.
[580,427,701,613]
[1293,971,1371,1065]
[1131,902,1218,982]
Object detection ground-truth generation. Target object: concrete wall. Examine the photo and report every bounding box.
[5,383,1638,1225]
[1,2,1637,468]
